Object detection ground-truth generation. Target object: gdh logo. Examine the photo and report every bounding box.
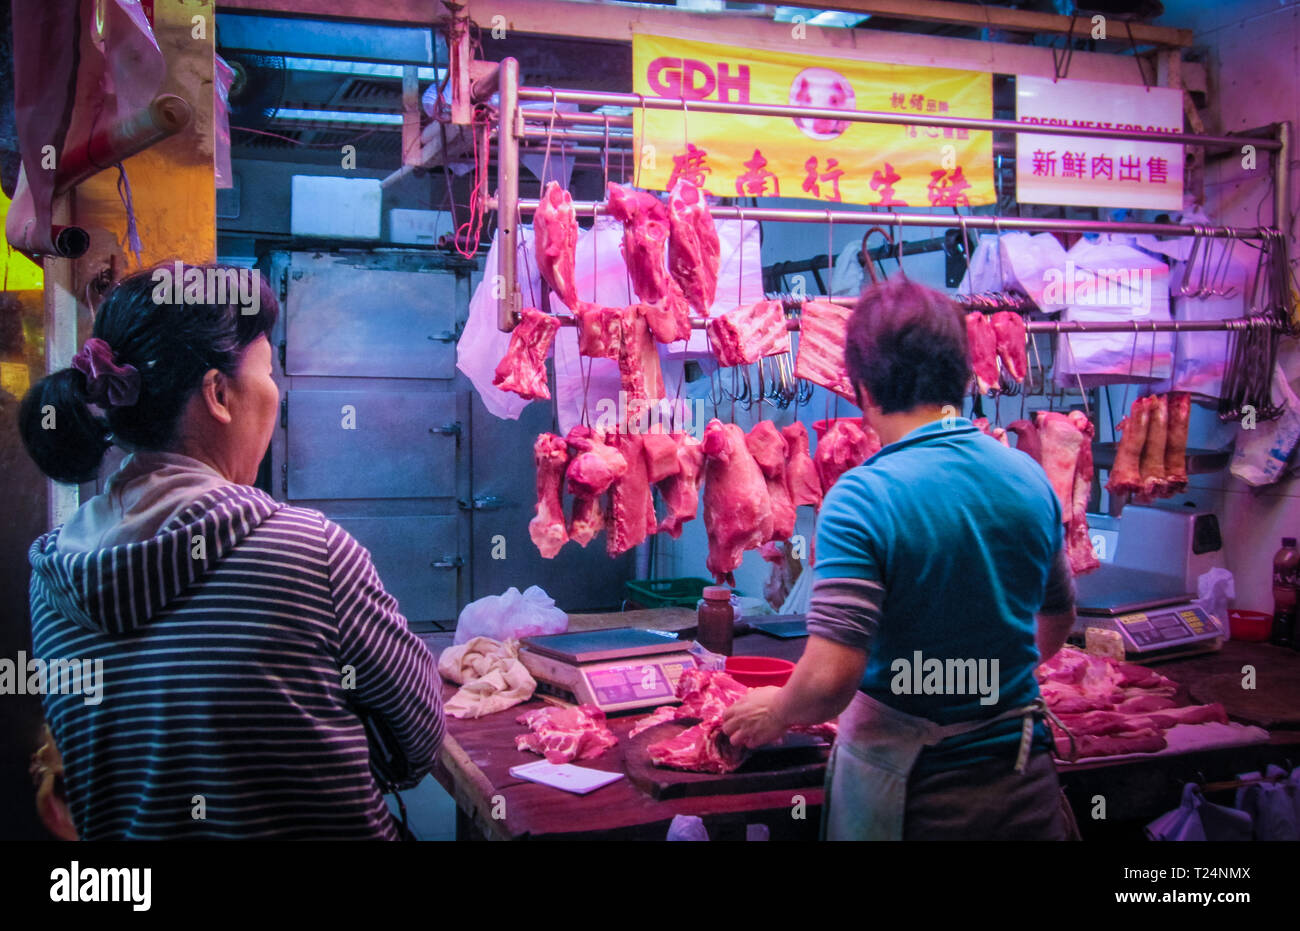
[49,861,151,912]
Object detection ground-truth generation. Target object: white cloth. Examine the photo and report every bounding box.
[436,636,537,719]
[57,451,232,552]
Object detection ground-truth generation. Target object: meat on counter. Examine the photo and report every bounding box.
[516,704,618,764]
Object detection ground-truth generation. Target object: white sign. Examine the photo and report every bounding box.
[1015,76,1183,210]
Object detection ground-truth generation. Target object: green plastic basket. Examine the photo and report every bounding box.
[624,577,739,609]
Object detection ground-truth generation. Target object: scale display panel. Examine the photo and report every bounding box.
[583,659,693,707]
[1107,604,1223,657]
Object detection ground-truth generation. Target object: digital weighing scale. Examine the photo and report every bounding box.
[1072,566,1224,661]
[519,628,698,714]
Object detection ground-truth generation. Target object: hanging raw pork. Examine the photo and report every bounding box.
[533,181,579,309]
[667,179,720,316]
[494,308,561,401]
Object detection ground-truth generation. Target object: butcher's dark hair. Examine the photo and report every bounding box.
[844,278,969,414]
[18,265,278,484]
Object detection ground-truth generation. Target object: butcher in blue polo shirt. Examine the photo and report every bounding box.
[722,277,1078,841]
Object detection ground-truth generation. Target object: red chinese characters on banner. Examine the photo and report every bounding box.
[667,143,713,192]
[1029,149,1171,184]
[927,167,970,207]
[802,156,845,202]
[869,162,908,206]
[735,149,780,196]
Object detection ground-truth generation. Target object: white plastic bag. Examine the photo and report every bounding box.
[1230,363,1300,487]
[453,585,568,645]
[456,227,542,421]
[1054,235,1174,388]
[1196,568,1234,638]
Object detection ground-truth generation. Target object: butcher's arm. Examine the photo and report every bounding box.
[722,576,874,748]
[774,634,868,725]
[1036,544,1077,662]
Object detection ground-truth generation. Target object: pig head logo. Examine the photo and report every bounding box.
[789,67,856,141]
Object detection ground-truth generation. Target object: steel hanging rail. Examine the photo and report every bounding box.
[492,62,1292,333]
[516,87,1282,151]
[505,196,1274,240]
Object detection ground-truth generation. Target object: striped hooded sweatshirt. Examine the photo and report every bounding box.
[28,475,444,840]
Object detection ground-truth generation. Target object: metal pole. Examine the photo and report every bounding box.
[516,87,1282,151]
[513,198,1268,240]
[497,58,521,333]
[1274,121,1291,250]
[547,313,1280,334]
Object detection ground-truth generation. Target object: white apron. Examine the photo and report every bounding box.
[821,691,1064,841]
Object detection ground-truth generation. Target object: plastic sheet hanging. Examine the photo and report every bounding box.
[958,231,1070,309]
[457,226,543,420]
[552,217,764,435]
[1053,235,1174,388]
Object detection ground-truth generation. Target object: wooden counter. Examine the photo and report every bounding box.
[422,615,1300,841]
[422,612,818,841]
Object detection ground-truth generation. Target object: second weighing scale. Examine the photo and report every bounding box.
[1073,567,1224,661]
[519,628,697,714]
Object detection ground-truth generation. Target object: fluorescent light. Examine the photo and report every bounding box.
[273,108,403,125]
[279,56,444,82]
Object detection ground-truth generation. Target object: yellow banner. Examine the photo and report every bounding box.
[632,34,995,208]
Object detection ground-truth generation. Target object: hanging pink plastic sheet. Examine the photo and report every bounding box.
[214,54,235,190]
[1053,235,1174,389]
[7,0,165,255]
[457,226,543,420]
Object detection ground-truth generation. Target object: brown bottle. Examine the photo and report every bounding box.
[1271,538,1299,647]
[697,586,735,656]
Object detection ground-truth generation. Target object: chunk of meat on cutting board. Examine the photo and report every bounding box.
[515,704,617,764]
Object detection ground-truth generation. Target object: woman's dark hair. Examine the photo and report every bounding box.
[19,264,278,483]
[844,277,969,415]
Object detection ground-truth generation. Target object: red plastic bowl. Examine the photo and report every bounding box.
[1229,610,1272,642]
[726,656,795,687]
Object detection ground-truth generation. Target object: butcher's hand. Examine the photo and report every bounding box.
[721,686,788,749]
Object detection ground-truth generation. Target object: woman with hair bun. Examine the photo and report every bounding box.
[19,265,443,840]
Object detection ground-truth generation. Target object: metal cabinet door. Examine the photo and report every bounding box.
[331,515,459,623]
[286,389,459,500]
[283,252,461,379]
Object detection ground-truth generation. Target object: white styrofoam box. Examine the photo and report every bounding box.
[389,208,454,245]
[291,176,382,239]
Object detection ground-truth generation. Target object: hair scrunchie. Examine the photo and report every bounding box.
[71,337,141,408]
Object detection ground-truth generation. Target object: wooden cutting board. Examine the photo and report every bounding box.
[624,721,831,800]
[1191,673,1300,728]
